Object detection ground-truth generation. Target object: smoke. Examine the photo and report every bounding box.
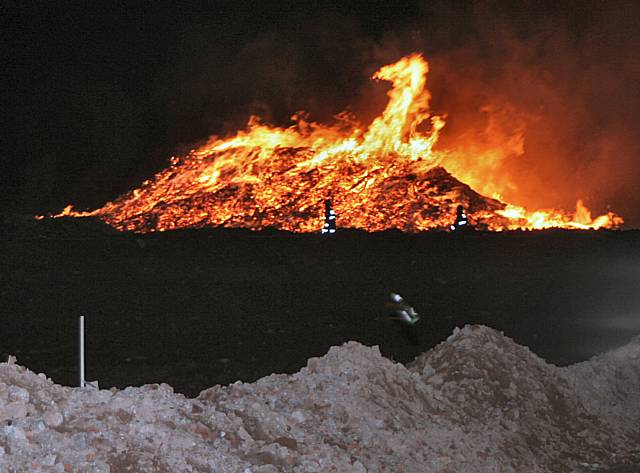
[406,1,640,226]
[162,1,640,226]
[4,2,638,226]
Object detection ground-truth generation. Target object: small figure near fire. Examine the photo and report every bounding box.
[450,204,469,232]
[321,199,336,235]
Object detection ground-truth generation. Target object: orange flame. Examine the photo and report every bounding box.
[54,54,622,233]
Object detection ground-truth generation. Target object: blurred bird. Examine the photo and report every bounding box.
[386,293,420,325]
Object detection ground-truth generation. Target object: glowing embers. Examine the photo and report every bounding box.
[321,199,337,235]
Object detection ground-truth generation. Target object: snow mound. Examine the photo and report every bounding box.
[1,325,639,472]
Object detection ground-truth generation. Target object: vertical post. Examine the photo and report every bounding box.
[79,316,85,388]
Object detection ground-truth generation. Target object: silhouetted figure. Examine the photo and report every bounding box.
[321,199,336,235]
[450,204,469,231]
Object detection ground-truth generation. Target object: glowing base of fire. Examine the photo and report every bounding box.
[48,180,621,234]
[494,200,622,231]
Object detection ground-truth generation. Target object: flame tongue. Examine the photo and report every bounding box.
[362,54,435,159]
[58,54,622,233]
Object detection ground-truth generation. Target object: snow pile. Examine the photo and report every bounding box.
[1,325,639,473]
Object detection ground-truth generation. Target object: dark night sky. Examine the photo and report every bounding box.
[2,1,639,227]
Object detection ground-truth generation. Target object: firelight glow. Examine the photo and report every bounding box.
[54,54,622,233]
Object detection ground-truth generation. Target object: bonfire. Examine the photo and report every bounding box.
[53,55,622,233]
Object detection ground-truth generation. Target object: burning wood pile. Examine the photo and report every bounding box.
[53,55,622,233]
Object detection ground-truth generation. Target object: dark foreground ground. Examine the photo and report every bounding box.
[1,215,639,397]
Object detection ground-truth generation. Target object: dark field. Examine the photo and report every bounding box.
[2,217,639,397]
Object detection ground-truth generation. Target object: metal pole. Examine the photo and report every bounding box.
[79,316,85,388]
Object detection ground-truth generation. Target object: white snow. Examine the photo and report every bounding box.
[1,324,639,472]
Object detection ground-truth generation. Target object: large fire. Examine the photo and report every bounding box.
[54,54,622,233]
